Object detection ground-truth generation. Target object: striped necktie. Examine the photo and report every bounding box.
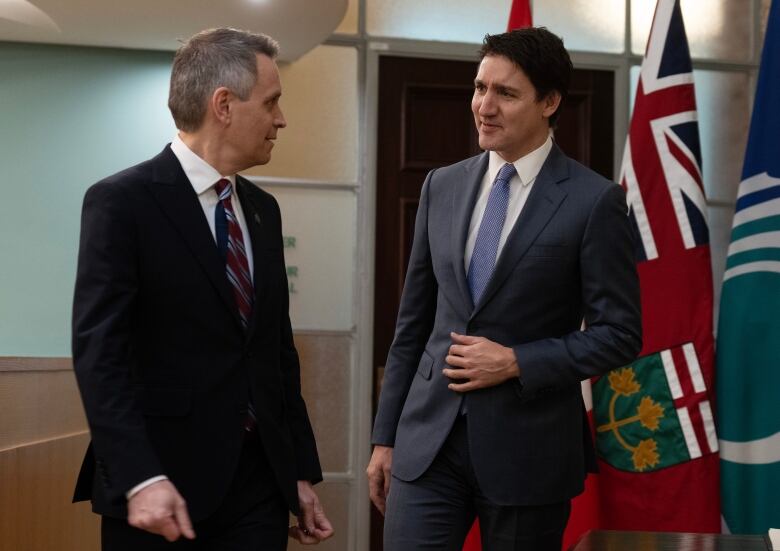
[215,179,257,431]
[215,179,253,328]
[467,162,516,304]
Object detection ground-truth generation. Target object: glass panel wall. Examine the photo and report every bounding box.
[335,0,359,34]
[246,45,359,183]
[535,0,625,53]
[366,0,510,42]
[632,0,753,61]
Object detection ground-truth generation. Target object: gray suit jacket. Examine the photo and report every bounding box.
[372,144,642,506]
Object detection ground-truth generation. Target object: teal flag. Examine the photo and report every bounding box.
[716,0,780,534]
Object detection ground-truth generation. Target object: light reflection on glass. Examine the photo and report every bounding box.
[632,0,751,61]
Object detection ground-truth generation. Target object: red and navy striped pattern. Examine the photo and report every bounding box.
[215,179,253,328]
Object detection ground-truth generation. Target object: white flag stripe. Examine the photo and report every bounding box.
[736,171,780,199]
[640,0,695,95]
[677,407,702,459]
[732,197,780,228]
[621,139,659,260]
[580,379,593,413]
[650,112,708,250]
[683,343,706,393]
[727,231,780,257]
[719,431,780,464]
[661,349,683,399]
[699,401,719,453]
[723,260,780,281]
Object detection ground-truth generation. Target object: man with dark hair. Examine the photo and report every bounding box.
[367,27,641,550]
[72,27,333,550]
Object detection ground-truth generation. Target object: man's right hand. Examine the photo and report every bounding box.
[366,445,393,515]
[127,480,195,542]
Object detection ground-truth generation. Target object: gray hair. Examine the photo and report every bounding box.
[168,27,279,132]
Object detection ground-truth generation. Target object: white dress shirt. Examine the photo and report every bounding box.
[170,134,254,279]
[126,135,255,500]
[464,137,553,273]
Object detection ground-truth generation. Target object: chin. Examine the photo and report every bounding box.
[478,139,497,152]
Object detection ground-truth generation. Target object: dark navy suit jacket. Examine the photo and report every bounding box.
[72,145,321,520]
[372,144,642,505]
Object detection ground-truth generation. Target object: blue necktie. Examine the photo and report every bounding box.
[215,200,228,262]
[467,162,516,304]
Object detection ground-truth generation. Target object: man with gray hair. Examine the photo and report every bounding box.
[72,27,333,549]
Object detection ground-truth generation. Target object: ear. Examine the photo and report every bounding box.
[541,90,562,120]
[210,87,233,125]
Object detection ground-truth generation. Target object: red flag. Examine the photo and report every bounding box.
[562,381,601,549]
[591,0,720,532]
[507,0,532,30]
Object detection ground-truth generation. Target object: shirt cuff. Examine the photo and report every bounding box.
[126,475,168,500]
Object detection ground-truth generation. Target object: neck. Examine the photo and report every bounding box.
[178,130,242,176]
[497,130,550,163]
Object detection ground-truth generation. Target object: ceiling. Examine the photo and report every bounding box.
[0,0,347,61]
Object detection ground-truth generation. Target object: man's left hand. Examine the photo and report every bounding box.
[443,332,520,392]
[289,481,334,545]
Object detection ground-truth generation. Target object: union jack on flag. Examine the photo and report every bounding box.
[621,0,709,262]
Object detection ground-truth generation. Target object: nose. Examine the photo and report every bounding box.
[275,105,287,129]
[479,91,497,117]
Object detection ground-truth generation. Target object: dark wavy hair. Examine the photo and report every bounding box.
[479,27,572,126]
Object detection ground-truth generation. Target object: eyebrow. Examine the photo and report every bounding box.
[473,79,519,95]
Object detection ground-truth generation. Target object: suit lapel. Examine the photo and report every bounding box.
[471,144,569,319]
[451,153,489,314]
[145,146,243,330]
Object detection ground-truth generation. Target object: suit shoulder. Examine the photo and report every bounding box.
[237,175,276,202]
[424,153,486,195]
[562,156,617,196]
[236,176,281,214]
[431,153,484,179]
[86,156,159,199]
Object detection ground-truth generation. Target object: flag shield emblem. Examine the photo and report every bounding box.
[594,343,717,472]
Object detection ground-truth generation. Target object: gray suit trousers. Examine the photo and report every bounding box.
[384,415,571,551]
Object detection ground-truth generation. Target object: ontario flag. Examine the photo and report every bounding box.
[590,0,720,534]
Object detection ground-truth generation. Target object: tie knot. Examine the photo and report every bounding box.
[495,163,517,186]
[215,178,232,200]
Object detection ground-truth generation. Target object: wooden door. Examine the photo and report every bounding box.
[371,55,614,550]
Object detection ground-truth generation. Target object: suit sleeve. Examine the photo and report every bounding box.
[72,182,163,504]
[371,173,438,446]
[513,183,642,397]
[274,200,323,483]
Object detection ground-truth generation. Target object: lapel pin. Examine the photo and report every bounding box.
[253,213,261,225]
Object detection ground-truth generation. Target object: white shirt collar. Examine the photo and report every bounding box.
[170,134,235,194]
[487,135,553,187]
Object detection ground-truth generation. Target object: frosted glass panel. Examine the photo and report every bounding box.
[761,0,773,48]
[709,204,737,328]
[535,0,625,53]
[632,0,752,61]
[246,45,359,183]
[367,0,511,43]
[694,70,751,203]
[627,68,749,203]
[335,0,358,34]
[260,185,355,331]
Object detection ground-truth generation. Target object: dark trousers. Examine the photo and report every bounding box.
[102,432,288,551]
[384,416,571,551]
